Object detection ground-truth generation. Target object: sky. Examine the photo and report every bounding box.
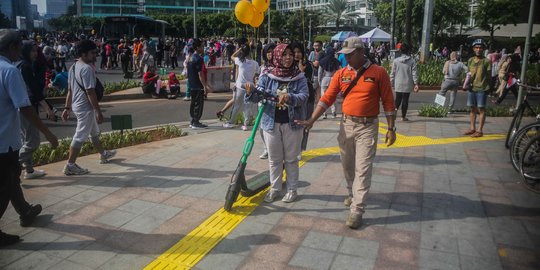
[31,0,47,15]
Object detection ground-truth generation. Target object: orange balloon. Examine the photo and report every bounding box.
[253,0,270,12]
[249,10,264,28]
[235,0,254,25]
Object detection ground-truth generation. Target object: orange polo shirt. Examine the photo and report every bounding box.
[133,42,142,56]
[319,62,395,117]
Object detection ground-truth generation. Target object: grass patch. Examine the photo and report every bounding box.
[33,125,185,166]
[418,104,448,117]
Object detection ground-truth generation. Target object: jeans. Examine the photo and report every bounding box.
[0,149,31,222]
[190,89,205,124]
[19,116,40,173]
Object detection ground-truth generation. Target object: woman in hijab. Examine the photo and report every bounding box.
[246,43,309,203]
[438,51,468,111]
[18,41,55,179]
[318,46,341,118]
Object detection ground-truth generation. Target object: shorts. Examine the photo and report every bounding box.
[467,90,487,108]
[73,110,100,144]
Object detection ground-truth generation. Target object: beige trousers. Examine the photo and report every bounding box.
[337,117,379,214]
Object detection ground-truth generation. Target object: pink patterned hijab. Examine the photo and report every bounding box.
[270,43,300,78]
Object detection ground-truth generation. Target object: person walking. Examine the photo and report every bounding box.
[464,39,491,138]
[222,44,259,130]
[390,43,419,121]
[0,29,59,246]
[61,40,117,175]
[296,37,396,229]
[186,39,213,129]
[438,51,468,111]
[246,43,309,203]
[17,40,56,179]
[318,46,341,119]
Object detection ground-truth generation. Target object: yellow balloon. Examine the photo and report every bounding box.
[235,0,254,25]
[249,10,264,28]
[253,0,270,12]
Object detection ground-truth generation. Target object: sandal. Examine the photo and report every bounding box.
[216,111,225,120]
[463,129,476,135]
[471,131,483,138]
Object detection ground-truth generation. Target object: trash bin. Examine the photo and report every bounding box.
[206,66,232,93]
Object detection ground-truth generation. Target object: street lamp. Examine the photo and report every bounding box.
[193,0,197,38]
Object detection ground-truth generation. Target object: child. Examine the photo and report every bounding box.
[168,72,181,99]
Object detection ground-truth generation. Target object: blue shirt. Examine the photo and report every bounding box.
[0,56,32,153]
[338,53,347,68]
[52,71,69,90]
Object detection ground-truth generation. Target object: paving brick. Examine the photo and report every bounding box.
[70,189,108,204]
[457,238,499,259]
[40,235,93,259]
[279,214,315,229]
[142,204,182,221]
[419,249,460,270]
[377,244,418,267]
[3,251,63,270]
[121,215,163,234]
[52,259,94,270]
[250,242,296,263]
[459,255,503,270]
[95,209,138,228]
[239,258,288,270]
[266,225,308,245]
[301,231,343,252]
[288,247,335,270]
[196,251,245,270]
[420,233,458,254]
[117,199,158,215]
[66,243,117,268]
[0,249,31,268]
[331,254,375,270]
[338,237,379,259]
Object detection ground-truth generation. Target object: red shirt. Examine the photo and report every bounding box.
[143,72,157,84]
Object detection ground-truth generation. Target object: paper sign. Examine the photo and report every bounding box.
[434,94,446,107]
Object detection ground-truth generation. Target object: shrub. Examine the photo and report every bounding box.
[103,80,141,95]
[418,104,448,117]
[33,125,185,166]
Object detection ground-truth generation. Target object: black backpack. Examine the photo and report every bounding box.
[71,63,104,101]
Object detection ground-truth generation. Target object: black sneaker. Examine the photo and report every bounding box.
[0,231,20,247]
[20,204,42,227]
[191,123,207,129]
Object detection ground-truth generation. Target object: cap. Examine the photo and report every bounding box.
[338,37,365,54]
[472,39,486,48]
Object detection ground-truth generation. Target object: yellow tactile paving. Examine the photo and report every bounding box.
[144,126,505,270]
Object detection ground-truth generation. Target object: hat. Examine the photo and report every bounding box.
[338,37,365,54]
[132,38,139,41]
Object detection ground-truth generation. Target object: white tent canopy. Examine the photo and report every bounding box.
[359,28,392,42]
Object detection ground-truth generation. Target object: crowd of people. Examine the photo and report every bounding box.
[2,25,540,248]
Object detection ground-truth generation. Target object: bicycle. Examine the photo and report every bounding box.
[505,82,540,148]
[509,119,540,172]
[519,133,540,193]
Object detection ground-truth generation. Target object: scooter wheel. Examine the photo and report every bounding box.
[224,188,240,212]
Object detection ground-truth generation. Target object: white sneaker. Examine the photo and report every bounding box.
[63,163,89,175]
[222,123,235,128]
[264,189,279,203]
[241,125,249,131]
[100,150,117,164]
[183,96,191,101]
[259,152,268,159]
[24,170,46,179]
[282,190,298,203]
[322,113,327,119]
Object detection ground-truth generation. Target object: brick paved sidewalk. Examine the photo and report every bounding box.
[1,114,539,270]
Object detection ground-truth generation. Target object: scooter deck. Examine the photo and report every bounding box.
[240,170,270,197]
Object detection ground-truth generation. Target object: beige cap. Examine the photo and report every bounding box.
[338,37,364,54]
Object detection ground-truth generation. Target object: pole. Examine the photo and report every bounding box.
[516,0,536,107]
[309,17,312,46]
[420,0,434,63]
[390,0,396,48]
[267,8,270,42]
[120,0,122,16]
[405,0,413,45]
[92,0,94,17]
[193,0,197,38]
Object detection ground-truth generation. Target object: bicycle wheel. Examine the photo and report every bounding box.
[519,134,540,193]
[510,122,540,172]
[506,105,525,148]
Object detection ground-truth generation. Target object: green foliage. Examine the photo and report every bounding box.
[418,104,448,118]
[485,106,512,117]
[323,0,354,32]
[103,80,141,95]
[417,60,445,86]
[32,125,185,166]
[526,63,540,85]
[47,16,103,33]
[473,0,523,44]
[314,35,332,43]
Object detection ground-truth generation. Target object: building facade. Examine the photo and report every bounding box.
[276,0,377,27]
[46,0,73,18]
[78,0,276,17]
[0,0,33,30]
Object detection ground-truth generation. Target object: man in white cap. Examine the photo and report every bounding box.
[296,37,397,229]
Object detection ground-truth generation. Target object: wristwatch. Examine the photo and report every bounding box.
[388,126,396,132]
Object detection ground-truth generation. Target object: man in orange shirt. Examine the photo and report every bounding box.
[132,38,142,74]
[297,37,396,229]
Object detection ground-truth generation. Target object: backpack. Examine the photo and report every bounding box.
[71,63,104,101]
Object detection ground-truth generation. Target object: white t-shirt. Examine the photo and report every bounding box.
[68,61,96,113]
[234,58,259,90]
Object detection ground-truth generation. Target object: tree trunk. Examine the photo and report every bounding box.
[336,17,340,32]
[489,24,494,48]
[405,0,413,45]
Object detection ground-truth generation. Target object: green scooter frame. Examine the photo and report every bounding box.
[224,100,270,212]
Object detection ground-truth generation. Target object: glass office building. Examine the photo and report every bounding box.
[79,0,276,17]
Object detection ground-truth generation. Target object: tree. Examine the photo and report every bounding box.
[0,12,11,28]
[474,0,522,45]
[323,0,354,32]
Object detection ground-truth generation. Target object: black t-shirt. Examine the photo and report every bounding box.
[187,53,204,90]
[303,61,315,103]
[274,82,290,123]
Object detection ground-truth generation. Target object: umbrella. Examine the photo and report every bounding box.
[331,31,358,42]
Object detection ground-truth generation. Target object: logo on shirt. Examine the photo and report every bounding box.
[364,77,375,83]
[341,75,352,83]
